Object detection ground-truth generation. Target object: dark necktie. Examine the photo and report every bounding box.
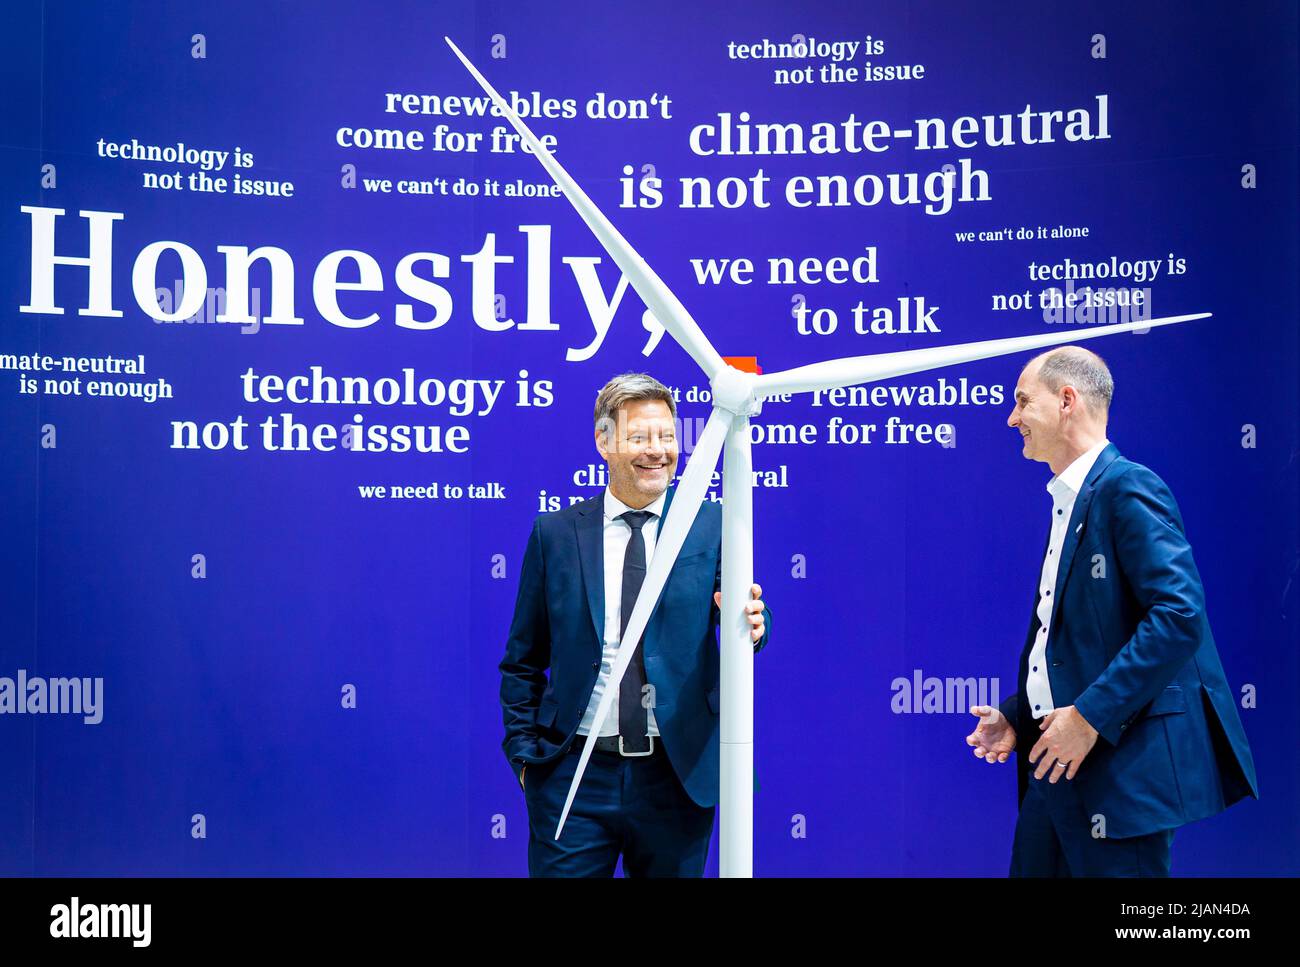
[618,510,655,751]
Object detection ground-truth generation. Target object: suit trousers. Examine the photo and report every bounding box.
[524,737,716,877]
[1010,770,1175,877]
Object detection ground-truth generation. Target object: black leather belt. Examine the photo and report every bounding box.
[568,733,662,757]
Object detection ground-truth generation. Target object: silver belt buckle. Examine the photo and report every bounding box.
[618,734,655,757]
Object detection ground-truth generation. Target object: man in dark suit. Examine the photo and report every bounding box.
[500,372,770,877]
[966,346,1258,876]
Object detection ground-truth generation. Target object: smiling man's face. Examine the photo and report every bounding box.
[1007,360,1063,465]
[596,398,678,508]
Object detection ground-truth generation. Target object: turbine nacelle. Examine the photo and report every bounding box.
[711,366,763,418]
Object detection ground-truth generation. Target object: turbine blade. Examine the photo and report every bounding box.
[443,36,725,379]
[755,313,1210,396]
[554,405,733,839]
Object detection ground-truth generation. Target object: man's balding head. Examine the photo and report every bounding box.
[1027,346,1113,422]
[1008,345,1112,473]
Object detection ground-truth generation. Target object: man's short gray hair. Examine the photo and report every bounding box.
[1031,346,1113,418]
[593,372,676,442]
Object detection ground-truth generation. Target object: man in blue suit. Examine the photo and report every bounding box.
[965,346,1258,876]
[500,372,770,877]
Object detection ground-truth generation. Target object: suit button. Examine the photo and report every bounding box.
[591,661,599,669]
[1120,723,1127,730]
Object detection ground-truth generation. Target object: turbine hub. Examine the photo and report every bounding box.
[710,367,762,418]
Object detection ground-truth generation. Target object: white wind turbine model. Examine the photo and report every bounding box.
[445,37,1210,877]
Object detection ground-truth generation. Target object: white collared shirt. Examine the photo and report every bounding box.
[1026,439,1110,719]
[577,486,667,736]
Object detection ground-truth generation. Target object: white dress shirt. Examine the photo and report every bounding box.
[576,485,667,737]
[1026,438,1109,719]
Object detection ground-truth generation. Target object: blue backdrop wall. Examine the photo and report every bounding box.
[2,0,1296,875]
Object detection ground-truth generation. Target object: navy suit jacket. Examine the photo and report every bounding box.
[499,485,771,808]
[999,443,1258,838]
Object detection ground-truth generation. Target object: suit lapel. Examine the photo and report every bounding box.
[643,485,678,658]
[576,495,605,649]
[1050,443,1121,607]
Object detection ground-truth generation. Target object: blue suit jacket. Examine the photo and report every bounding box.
[999,443,1258,838]
[499,485,771,808]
